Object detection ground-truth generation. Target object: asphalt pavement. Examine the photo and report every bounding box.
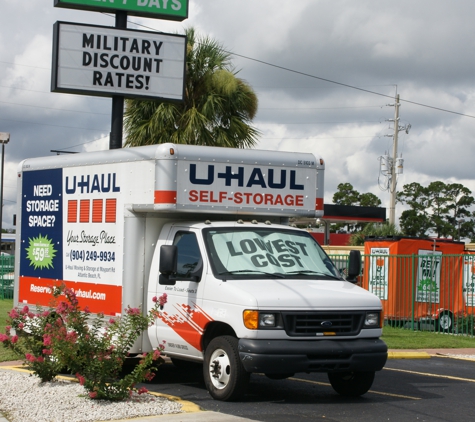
[1,349,475,422]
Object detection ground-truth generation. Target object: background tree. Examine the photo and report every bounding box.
[349,223,402,246]
[124,27,260,148]
[332,183,360,206]
[397,181,475,240]
[331,183,382,233]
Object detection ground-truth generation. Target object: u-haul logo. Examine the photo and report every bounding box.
[65,173,120,194]
[189,164,304,190]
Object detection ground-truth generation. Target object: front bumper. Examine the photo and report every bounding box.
[238,338,388,374]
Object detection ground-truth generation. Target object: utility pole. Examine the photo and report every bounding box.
[389,94,400,225]
[378,94,410,226]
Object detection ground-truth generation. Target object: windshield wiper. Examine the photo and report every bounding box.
[286,270,342,280]
[218,269,285,278]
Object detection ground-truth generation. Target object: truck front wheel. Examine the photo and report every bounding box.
[328,371,375,397]
[203,336,250,401]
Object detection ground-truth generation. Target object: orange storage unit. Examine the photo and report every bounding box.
[363,237,465,331]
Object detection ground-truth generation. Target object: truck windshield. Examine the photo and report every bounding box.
[202,227,342,280]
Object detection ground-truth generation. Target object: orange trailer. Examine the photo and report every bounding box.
[363,237,466,332]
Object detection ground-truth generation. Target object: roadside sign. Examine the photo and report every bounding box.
[54,0,189,21]
[51,22,186,101]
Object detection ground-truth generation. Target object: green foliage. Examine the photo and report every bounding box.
[456,313,475,336]
[124,27,260,149]
[397,181,475,239]
[0,299,17,362]
[331,183,382,233]
[0,285,168,400]
[349,223,402,246]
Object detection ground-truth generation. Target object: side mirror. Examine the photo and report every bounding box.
[159,245,177,286]
[347,250,361,284]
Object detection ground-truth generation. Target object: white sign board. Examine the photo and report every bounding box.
[416,249,442,303]
[463,255,475,307]
[368,247,389,300]
[51,22,186,100]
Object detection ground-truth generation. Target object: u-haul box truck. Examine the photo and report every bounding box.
[14,143,387,401]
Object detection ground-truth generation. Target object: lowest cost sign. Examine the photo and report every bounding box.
[54,0,189,21]
[51,22,186,100]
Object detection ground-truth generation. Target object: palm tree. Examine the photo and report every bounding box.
[124,27,260,148]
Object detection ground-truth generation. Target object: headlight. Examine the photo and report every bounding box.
[364,312,380,328]
[243,311,282,330]
[259,313,276,327]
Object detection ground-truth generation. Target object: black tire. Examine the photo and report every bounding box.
[328,371,375,397]
[437,311,453,333]
[203,336,250,401]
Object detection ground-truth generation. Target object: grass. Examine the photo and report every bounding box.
[0,299,18,362]
[382,325,475,349]
[1,298,475,362]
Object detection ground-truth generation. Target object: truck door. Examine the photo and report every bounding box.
[155,229,208,359]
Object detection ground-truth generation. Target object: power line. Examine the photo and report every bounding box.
[124,16,475,120]
[2,17,474,121]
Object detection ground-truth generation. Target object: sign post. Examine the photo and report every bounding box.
[110,11,127,149]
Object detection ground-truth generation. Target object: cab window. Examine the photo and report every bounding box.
[173,232,202,278]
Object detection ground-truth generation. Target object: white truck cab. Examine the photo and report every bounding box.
[15,143,387,401]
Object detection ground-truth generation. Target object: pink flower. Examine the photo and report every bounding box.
[152,296,158,303]
[109,318,116,324]
[88,391,97,399]
[76,373,85,386]
[43,335,52,346]
[0,334,9,342]
[83,306,91,314]
[21,305,29,314]
[137,387,148,395]
[56,301,69,314]
[8,309,19,319]
[25,354,36,362]
[41,311,50,318]
[18,323,24,330]
[144,372,155,381]
[36,356,44,363]
[42,349,52,355]
[126,307,140,316]
[159,293,167,306]
[10,335,18,344]
[152,349,161,360]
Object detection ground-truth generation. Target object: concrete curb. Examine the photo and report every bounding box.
[388,351,431,359]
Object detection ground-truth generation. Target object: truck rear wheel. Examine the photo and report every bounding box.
[203,336,250,401]
[328,371,375,397]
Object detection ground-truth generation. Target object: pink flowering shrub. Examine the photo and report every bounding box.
[0,304,64,382]
[1,284,167,401]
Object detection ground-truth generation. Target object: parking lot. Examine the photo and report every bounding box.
[143,353,475,422]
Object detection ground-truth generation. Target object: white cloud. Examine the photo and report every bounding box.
[2,0,475,229]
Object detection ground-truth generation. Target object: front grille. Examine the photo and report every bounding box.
[283,312,365,337]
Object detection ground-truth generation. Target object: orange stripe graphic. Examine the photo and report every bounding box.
[154,190,177,204]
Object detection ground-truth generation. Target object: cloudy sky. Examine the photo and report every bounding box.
[1,0,475,230]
